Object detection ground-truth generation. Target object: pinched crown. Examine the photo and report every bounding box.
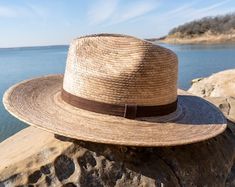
[63,34,178,105]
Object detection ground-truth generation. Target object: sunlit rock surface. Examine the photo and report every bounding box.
[189,69,235,123]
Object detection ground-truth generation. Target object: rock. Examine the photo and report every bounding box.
[188,69,235,98]
[0,127,73,186]
[191,77,203,84]
[0,124,235,187]
[204,97,235,123]
[188,69,235,123]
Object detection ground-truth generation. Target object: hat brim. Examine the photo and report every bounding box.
[3,75,227,147]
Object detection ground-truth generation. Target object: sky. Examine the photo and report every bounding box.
[0,0,235,47]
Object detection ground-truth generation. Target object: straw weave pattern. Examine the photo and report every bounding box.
[63,34,178,105]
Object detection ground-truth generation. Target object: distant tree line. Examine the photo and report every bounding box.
[169,13,235,37]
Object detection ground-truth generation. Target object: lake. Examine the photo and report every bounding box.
[0,43,235,142]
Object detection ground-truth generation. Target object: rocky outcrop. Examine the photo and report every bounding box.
[188,69,235,98]
[188,69,235,122]
[0,122,235,187]
[0,127,73,186]
[1,69,235,186]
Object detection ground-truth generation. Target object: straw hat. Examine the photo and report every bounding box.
[3,34,227,147]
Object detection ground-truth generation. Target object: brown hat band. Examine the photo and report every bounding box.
[61,89,178,119]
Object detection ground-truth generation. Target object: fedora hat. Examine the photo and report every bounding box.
[3,34,226,146]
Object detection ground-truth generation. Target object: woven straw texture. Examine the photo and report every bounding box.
[3,34,227,146]
[63,34,178,105]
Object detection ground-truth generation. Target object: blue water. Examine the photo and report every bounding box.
[164,43,235,89]
[0,46,68,142]
[0,44,235,142]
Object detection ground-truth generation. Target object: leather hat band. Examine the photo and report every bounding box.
[61,89,178,119]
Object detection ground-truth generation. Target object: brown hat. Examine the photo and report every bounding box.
[3,34,226,147]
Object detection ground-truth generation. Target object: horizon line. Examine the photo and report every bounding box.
[0,36,159,49]
[0,44,69,50]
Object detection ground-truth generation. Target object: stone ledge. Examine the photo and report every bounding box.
[0,127,72,184]
[189,69,235,98]
[0,123,235,186]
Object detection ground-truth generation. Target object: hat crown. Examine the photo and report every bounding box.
[63,34,178,105]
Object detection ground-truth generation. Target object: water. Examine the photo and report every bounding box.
[0,44,235,142]
[163,43,235,89]
[0,46,68,142]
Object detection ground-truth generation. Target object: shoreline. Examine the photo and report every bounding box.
[155,33,235,45]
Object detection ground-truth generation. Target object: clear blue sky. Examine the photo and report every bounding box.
[0,0,235,47]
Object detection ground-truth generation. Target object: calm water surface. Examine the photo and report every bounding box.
[0,44,235,141]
